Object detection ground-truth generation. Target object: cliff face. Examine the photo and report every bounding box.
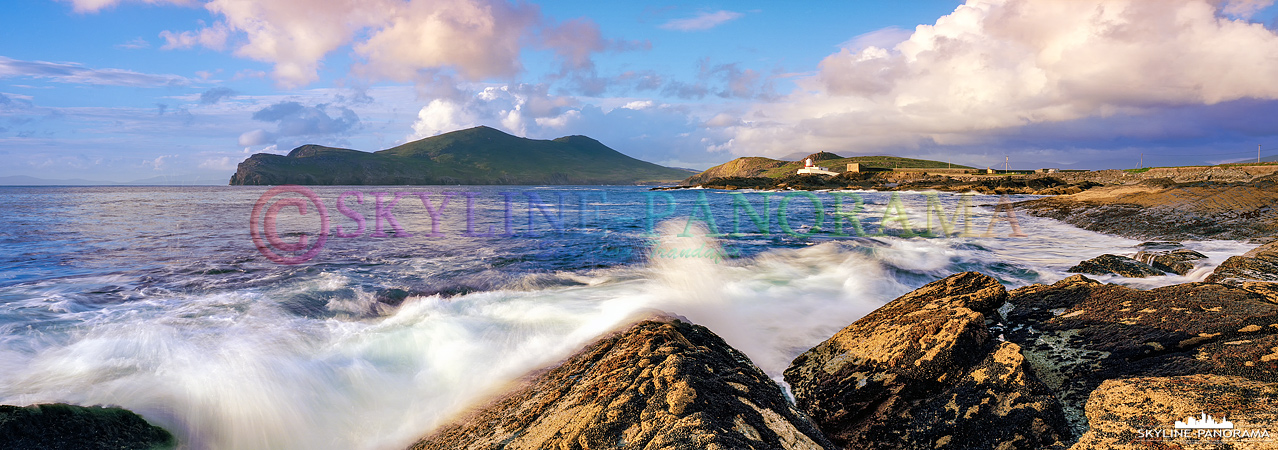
[229,126,692,185]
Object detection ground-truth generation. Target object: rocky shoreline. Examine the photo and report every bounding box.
[13,247,1278,449]
[402,249,1278,450]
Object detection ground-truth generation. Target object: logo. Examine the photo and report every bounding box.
[1137,412,1271,442]
[246,188,1034,265]
[1176,413,1233,429]
[250,185,330,265]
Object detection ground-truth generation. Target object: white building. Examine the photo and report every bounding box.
[797,158,839,176]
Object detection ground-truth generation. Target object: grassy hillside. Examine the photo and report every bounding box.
[230,126,691,185]
[684,152,973,184]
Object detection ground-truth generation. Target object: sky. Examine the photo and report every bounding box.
[5,0,1278,183]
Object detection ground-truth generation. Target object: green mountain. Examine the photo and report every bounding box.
[229,126,693,185]
[683,152,973,184]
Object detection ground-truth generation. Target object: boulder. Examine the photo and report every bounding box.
[1004,275,1278,437]
[1071,374,1278,450]
[1133,248,1207,275]
[784,272,1069,450]
[408,316,836,450]
[1067,254,1164,278]
[0,403,175,450]
[1206,241,1278,285]
[1137,241,1184,251]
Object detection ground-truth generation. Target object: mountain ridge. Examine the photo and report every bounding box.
[229,126,691,185]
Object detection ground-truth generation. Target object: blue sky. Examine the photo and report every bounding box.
[5,0,1278,182]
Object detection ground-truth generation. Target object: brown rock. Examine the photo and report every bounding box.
[1016,177,1278,241]
[784,272,1069,450]
[1004,275,1278,437]
[408,316,836,450]
[1070,374,1278,450]
[1134,249,1207,276]
[1067,254,1165,278]
[1206,241,1278,285]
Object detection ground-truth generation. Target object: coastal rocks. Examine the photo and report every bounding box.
[0,403,175,450]
[1070,374,1278,450]
[1003,275,1278,437]
[1016,177,1278,241]
[1067,254,1164,278]
[408,317,836,450]
[1133,249,1207,276]
[1206,241,1278,285]
[784,272,1070,450]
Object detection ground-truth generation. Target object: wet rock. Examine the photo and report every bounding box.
[1070,374,1278,450]
[784,272,1069,450]
[408,316,836,450]
[1133,249,1207,276]
[1003,275,1278,438]
[1137,241,1183,251]
[0,403,175,450]
[1206,241,1278,285]
[1067,254,1164,278]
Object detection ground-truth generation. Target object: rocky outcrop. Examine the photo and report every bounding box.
[1133,248,1207,276]
[784,272,1070,450]
[0,403,175,450]
[408,317,836,450]
[1017,176,1278,241]
[1067,254,1164,278]
[1003,275,1278,437]
[1207,241,1278,285]
[1071,374,1278,450]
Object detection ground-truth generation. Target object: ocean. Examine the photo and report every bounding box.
[0,185,1255,450]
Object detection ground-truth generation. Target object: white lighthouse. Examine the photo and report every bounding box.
[797,158,838,176]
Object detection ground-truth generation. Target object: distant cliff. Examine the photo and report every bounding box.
[229,126,693,185]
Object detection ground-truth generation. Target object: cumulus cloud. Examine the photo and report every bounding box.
[659,10,744,31]
[726,0,1278,158]
[0,56,191,87]
[407,83,578,140]
[148,0,635,89]
[404,84,724,168]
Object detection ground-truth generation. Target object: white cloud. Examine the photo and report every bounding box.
[0,56,191,87]
[198,156,239,170]
[65,0,191,13]
[728,0,1278,157]
[238,128,273,146]
[659,10,744,31]
[159,22,230,51]
[622,100,654,110]
[409,99,477,140]
[1221,0,1275,17]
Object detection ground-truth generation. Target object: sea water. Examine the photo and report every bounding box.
[0,186,1255,450]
